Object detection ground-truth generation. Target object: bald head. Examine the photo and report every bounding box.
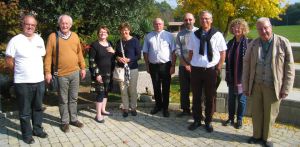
[153,17,164,32]
[183,13,195,30]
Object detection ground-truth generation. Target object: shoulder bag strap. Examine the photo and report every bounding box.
[120,40,125,58]
[54,31,59,76]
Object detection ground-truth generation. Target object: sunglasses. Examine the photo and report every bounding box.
[184,18,193,22]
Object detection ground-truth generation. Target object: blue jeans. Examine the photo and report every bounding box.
[228,85,247,121]
[14,81,45,138]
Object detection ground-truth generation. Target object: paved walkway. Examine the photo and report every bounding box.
[0,104,300,147]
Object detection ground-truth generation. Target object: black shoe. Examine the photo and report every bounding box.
[222,119,234,126]
[23,136,35,144]
[188,121,201,131]
[70,120,84,128]
[123,111,129,117]
[163,110,169,117]
[150,107,161,114]
[263,140,273,147]
[205,123,214,133]
[94,116,105,123]
[176,110,191,117]
[33,131,48,138]
[247,137,262,144]
[131,109,137,116]
[61,124,70,133]
[235,120,242,129]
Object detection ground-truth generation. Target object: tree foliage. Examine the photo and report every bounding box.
[0,0,21,50]
[272,3,300,25]
[176,0,288,37]
[19,0,158,44]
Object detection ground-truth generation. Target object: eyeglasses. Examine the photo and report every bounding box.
[257,25,271,31]
[24,23,36,27]
[99,31,108,34]
[184,18,193,22]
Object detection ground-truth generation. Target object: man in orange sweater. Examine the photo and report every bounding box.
[44,14,86,133]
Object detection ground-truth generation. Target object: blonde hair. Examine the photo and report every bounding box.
[229,18,249,35]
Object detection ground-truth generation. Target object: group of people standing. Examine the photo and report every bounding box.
[172,11,295,147]
[5,9,294,147]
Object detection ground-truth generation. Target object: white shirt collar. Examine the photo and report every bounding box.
[58,31,71,39]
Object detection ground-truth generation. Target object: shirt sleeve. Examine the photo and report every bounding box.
[5,38,16,58]
[217,32,227,51]
[170,34,176,52]
[187,33,196,51]
[175,33,182,56]
[142,35,149,53]
[38,37,46,56]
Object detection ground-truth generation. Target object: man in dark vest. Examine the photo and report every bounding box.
[187,11,227,132]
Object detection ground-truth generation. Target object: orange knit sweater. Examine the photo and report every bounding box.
[44,32,86,76]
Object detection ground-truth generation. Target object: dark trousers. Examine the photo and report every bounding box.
[14,81,45,138]
[190,66,217,124]
[179,66,190,111]
[228,85,247,121]
[149,62,171,110]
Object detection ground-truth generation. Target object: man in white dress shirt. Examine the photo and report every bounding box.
[143,18,176,117]
[187,11,227,132]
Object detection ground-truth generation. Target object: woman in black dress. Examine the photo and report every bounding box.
[89,26,115,122]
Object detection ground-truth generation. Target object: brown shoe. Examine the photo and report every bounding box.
[70,120,84,128]
[60,124,70,133]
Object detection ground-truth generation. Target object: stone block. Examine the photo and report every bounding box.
[216,98,226,113]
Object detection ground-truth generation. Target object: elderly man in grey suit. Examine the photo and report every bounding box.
[243,17,295,147]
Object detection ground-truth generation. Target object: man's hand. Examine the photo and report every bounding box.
[45,73,52,84]
[170,66,175,75]
[185,65,191,72]
[5,56,14,71]
[243,91,250,96]
[280,92,288,99]
[80,69,86,80]
[215,68,221,75]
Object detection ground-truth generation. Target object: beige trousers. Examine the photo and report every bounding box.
[251,83,281,141]
[119,69,139,110]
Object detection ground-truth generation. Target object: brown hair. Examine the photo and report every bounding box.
[118,22,131,32]
[97,25,110,35]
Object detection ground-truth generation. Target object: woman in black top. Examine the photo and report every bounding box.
[89,26,115,123]
[115,22,141,117]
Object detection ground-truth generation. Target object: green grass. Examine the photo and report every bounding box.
[226,25,300,42]
[170,76,181,103]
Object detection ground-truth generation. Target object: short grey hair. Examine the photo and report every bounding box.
[200,10,213,19]
[256,17,272,26]
[153,17,164,24]
[57,14,73,25]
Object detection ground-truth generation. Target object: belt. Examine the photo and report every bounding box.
[193,66,215,70]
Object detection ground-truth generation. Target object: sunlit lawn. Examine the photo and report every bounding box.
[226,25,300,42]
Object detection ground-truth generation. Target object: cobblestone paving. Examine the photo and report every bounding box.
[0,106,300,147]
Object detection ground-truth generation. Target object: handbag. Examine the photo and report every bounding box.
[113,40,126,82]
[113,66,125,82]
[49,31,60,91]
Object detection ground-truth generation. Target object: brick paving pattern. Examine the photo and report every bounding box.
[0,105,299,147]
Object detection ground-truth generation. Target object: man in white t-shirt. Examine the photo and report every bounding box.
[5,15,48,144]
[187,11,227,132]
